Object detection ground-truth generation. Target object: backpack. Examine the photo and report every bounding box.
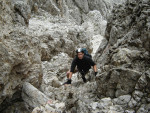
[82,48,92,58]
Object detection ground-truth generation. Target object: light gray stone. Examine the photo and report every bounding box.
[113,95,131,105]
[22,82,50,108]
[125,109,135,113]
[98,97,113,109]
[74,0,89,13]
[128,98,137,108]
[90,102,98,110]
[132,90,143,102]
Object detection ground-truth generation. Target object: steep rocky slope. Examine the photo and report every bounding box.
[0,0,42,110]
[95,0,150,112]
[1,0,149,113]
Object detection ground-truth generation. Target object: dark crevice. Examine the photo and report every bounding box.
[0,90,25,113]
[14,7,28,25]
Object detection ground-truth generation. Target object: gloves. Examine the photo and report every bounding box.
[63,79,71,85]
[95,72,98,76]
[82,76,87,83]
[67,79,71,84]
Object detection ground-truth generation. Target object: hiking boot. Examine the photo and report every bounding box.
[82,77,87,83]
[63,79,71,85]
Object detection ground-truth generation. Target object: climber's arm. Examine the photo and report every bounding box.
[88,57,98,76]
[69,58,77,79]
[93,65,98,76]
[88,57,97,73]
[93,65,97,72]
[68,72,73,79]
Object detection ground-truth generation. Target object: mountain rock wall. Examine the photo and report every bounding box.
[1,0,149,113]
[95,0,150,112]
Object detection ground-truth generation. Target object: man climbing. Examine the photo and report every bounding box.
[64,48,98,85]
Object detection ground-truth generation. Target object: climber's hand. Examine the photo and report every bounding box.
[63,79,71,85]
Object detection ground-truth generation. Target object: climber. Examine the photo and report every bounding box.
[63,48,98,85]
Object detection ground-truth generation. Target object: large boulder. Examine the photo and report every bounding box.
[22,82,65,113]
[22,82,49,108]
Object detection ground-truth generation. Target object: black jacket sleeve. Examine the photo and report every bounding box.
[70,57,77,72]
[87,57,96,66]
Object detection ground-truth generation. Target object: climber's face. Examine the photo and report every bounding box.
[77,52,84,59]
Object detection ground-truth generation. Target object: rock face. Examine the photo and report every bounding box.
[95,0,150,112]
[1,0,149,113]
[0,1,42,112]
[0,0,106,112]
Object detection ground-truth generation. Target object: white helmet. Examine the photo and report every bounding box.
[76,48,84,53]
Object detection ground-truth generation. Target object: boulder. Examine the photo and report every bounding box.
[22,82,49,108]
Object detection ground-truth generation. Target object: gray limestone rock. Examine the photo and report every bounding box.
[1,0,150,113]
[94,0,150,111]
[14,1,31,25]
[22,82,50,108]
[74,0,89,13]
[113,95,131,106]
